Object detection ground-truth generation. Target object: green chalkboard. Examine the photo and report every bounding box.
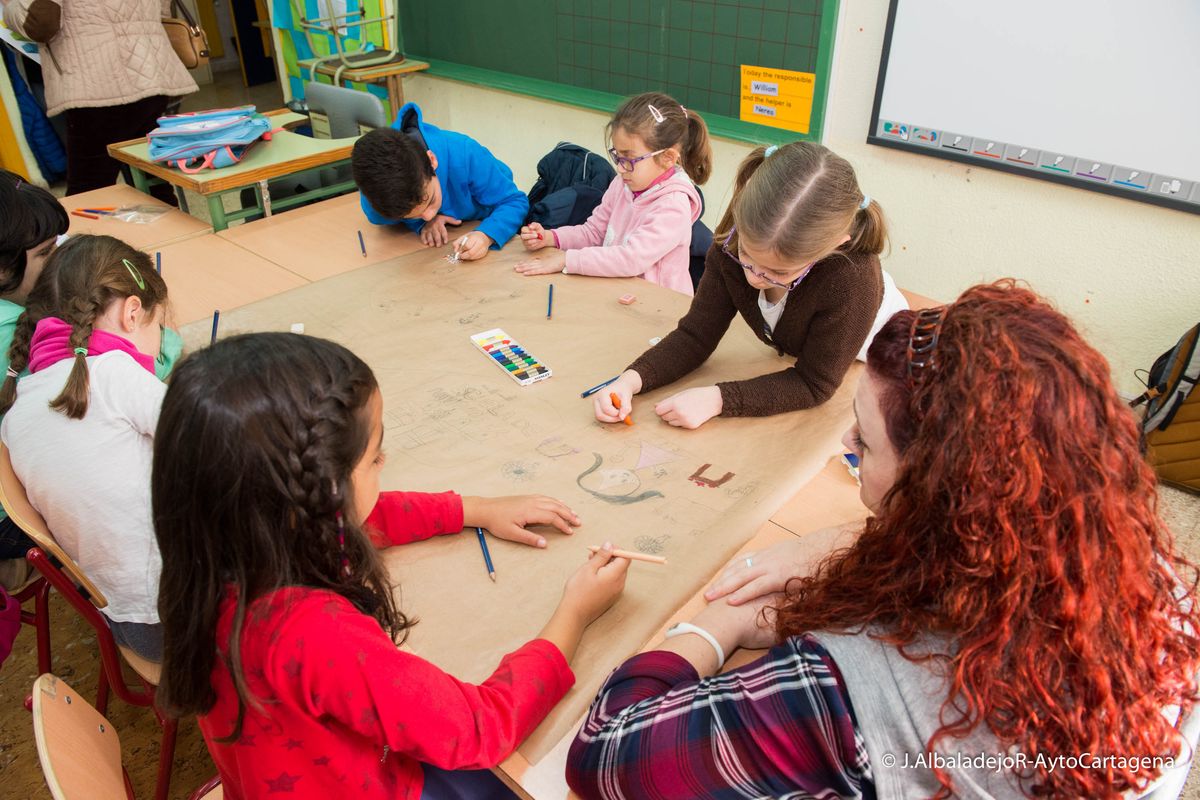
[398,0,839,144]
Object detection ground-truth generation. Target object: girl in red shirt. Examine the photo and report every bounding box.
[152,332,629,799]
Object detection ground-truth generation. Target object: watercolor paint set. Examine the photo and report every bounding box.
[470,328,552,386]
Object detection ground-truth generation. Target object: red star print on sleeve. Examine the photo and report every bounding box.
[362,490,464,548]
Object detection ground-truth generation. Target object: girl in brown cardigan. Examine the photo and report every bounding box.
[595,142,905,428]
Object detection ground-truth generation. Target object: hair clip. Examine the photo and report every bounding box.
[859,195,872,210]
[122,258,146,290]
[13,179,22,190]
[906,306,949,389]
[679,105,688,116]
[5,367,17,379]
[764,144,778,158]
[647,104,665,123]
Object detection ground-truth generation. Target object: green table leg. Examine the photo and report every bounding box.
[207,194,229,232]
[130,167,151,194]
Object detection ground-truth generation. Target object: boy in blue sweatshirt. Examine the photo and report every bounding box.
[352,103,528,261]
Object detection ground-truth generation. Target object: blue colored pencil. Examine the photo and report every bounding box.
[155,252,161,274]
[547,283,554,320]
[210,310,220,345]
[580,375,620,398]
[357,229,366,257]
[476,527,496,582]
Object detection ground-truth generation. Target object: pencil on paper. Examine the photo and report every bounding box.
[476,527,496,581]
[210,310,220,345]
[357,229,366,257]
[587,545,666,564]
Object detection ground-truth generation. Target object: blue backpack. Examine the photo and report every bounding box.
[147,106,273,173]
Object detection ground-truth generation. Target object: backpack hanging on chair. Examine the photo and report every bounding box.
[1131,322,1200,492]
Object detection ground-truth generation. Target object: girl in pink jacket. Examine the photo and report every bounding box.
[516,92,711,295]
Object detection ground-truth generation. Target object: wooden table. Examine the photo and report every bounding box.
[298,57,429,116]
[106,109,355,232]
[59,185,211,250]
[501,457,870,799]
[179,239,862,783]
[216,192,432,281]
[155,234,307,326]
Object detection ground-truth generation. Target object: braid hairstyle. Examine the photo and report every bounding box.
[153,333,411,741]
[607,91,713,185]
[715,141,887,264]
[0,235,168,418]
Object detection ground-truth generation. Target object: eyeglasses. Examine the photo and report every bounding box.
[607,147,665,173]
[721,227,815,292]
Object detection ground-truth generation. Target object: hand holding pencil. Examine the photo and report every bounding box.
[594,369,642,424]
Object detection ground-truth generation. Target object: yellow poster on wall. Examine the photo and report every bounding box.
[739,65,815,134]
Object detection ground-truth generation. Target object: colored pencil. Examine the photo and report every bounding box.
[83,206,115,211]
[357,229,366,257]
[610,392,634,426]
[81,209,115,215]
[210,310,220,345]
[587,545,667,565]
[155,252,161,274]
[476,527,496,582]
[71,210,99,220]
[580,375,620,398]
[547,283,554,319]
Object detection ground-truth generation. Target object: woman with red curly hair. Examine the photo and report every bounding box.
[566,280,1200,799]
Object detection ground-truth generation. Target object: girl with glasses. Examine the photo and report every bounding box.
[595,142,907,429]
[516,92,711,295]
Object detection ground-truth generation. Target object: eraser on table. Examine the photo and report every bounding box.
[618,294,637,305]
[649,336,662,346]
[290,323,305,334]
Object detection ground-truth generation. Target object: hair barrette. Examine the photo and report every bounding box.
[122,258,146,290]
[647,104,665,123]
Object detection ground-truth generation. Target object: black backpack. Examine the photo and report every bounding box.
[1130,322,1200,492]
[525,143,615,228]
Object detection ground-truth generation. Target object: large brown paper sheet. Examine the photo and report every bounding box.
[181,242,858,764]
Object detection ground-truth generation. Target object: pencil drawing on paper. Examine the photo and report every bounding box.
[502,460,539,482]
[634,534,669,555]
[689,463,735,488]
[576,453,664,505]
[536,436,580,459]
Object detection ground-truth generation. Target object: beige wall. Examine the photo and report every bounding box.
[401,0,1200,395]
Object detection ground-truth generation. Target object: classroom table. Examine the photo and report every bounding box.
[178,239,864,790]
[106,109,355,232]
[298,57,430,116]
[155,233,308,326]
[58,185,212,250]
[500,457,871,799]
[215,192,433,281]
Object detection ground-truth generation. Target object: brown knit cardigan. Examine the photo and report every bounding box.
[627,243,883,417]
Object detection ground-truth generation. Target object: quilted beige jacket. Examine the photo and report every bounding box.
[3,0,198,116]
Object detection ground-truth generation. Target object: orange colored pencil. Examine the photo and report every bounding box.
[71,210,99,220]
[610,392,634,426]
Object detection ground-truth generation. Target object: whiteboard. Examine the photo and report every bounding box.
[869,0,1200,213]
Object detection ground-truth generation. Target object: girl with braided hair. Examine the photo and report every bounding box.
[0,170,67,572]
[153,332,629,799]
[569,281,1200,799]
[0,234,170,660]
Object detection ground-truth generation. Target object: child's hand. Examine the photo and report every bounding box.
[594,370,642,423]
[520,223,551,251]
[462,494,580,548]
[454,231,492,261]
[514,250,566,275]
[560,543,629,626]
[655,386,723,429]
[420,214,462,247]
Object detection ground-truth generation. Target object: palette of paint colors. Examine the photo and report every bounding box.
[470,328,552,386]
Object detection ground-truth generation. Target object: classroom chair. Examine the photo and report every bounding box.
[305,80,387,139]
[689,187,712,292]
[0,447,65,686]
[31,673,221,800]
[0,444,180,800]
[293,0,405,85]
